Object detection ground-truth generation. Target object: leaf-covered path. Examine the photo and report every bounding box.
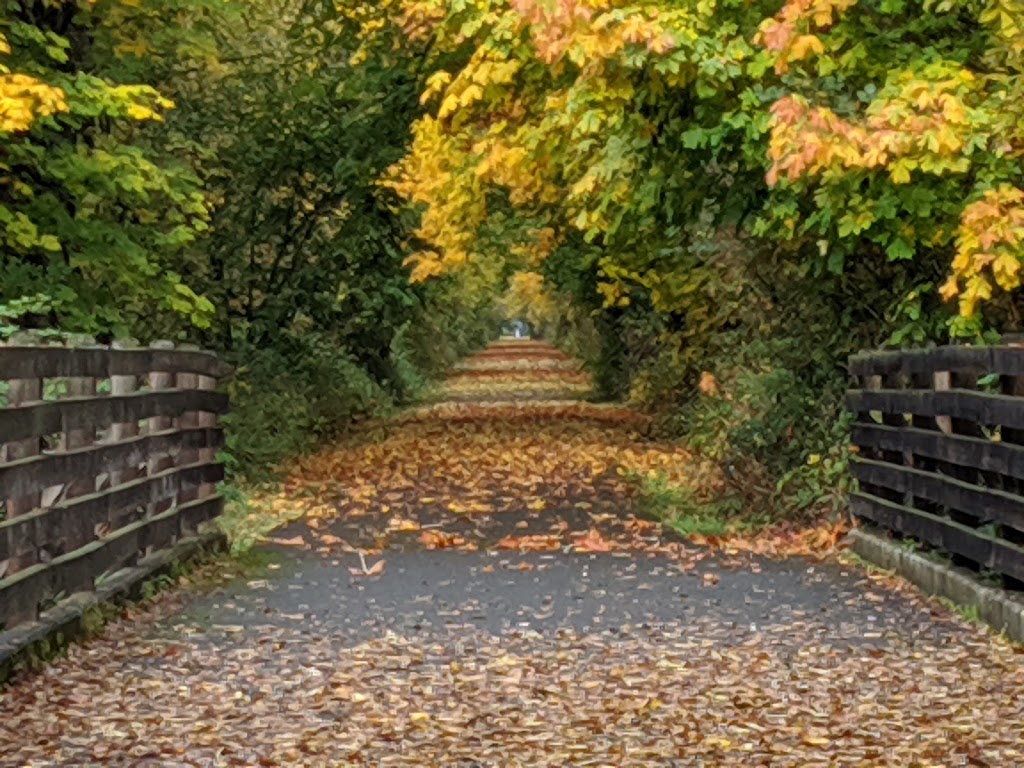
[2,341,1024,766]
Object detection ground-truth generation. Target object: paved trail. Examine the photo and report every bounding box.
[1,341,1023,766]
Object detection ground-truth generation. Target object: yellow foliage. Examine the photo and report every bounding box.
[126,103,158,121]
[508,227,560,267]
[404,251,448,283]
[500,270,560,329]
[383,116,488,280]
[596,280,623,306]
[369,0,710,290]
[766,68,981,186]
[980,0,1024,61]
[510,0,687,66]
[421,70,452,104]
[756,0,1024,321]
[354,0,1024,324]
[755,0,858,73]
[0,74,68,133]
[942,185,1024,317]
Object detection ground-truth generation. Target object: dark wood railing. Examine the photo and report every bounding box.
[0,341,231,631]
[848,346,1024,587]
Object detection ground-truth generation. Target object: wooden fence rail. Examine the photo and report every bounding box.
[0,340,231,632]
[848,345,1024,588]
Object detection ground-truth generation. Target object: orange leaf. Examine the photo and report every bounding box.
[388,517,421,532]
[573,528,612,553]
[495,534,562,552]
[419,529,475,550]
[268,536,306,547]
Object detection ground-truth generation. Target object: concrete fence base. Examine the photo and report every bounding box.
[848,526,1024,644]
[0,527,225,685]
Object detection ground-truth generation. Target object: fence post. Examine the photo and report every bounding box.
[933,370,952,435]
[175,344,201,513]
[864,373,903,505]
[106,339,144,497]
[57,335,99,590]
[0,334,42,587]
[999,361,1024,587]
[146,341,177,552]
[193,369,221,533]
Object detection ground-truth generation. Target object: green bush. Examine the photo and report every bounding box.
[678,336,854,519]
[550,232,891,524]
[634,471,744,537]
[220,332,388,477]
[386,322,429,403]
[219,296,498,478]
[399,293,499,377]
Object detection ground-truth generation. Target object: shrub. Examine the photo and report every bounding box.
[220,332,388,477]
[678,336,853,520]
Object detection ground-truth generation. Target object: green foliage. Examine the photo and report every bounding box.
[938,597,984,627]
[216,484,299,555]
[0,0,212,336]
[1,0,497,476]
[149,0,430,354]
[220,331,388,475]
[139,573,176,601]
[559,229,877,521]
[387,323,429,402]
[634,472,743,538]
[396,283,502,376]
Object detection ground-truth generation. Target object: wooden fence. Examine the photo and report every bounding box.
[848,346,1024,588]
[0,341,231,632]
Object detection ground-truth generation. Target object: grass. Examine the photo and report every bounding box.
[216,482,308,554]
[631,470,765,539]
[837,549,894,575]
[938,596,983,626]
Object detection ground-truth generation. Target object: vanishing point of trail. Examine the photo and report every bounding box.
[1,341,1023,766]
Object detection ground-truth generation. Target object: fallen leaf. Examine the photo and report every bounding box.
[573,529,612,553]
[25,342,1010,766]
[496,534,562,552]
[268,536,305,547]
[388,517,421,532]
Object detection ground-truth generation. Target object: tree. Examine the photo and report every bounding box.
[0,0,211,337]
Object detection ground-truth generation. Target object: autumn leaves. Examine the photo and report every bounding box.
[255,340,717,569]
[5,342,1024,767]
[237,339,853,571]
[356,0,1024,335]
